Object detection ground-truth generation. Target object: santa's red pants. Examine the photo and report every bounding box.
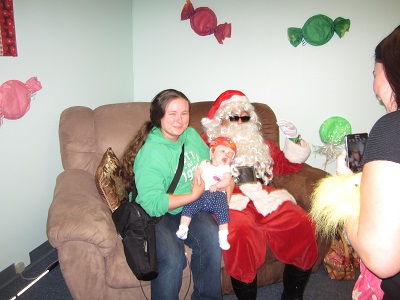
[223,200,318,283]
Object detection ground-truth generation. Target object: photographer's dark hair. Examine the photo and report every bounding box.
[375,25,400,109]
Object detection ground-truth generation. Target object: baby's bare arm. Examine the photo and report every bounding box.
[213,172,232,189]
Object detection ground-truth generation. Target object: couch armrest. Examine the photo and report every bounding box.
[272,164,328,212]
[47,169,118,257]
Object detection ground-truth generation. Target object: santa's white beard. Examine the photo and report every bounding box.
[208,121,274,184]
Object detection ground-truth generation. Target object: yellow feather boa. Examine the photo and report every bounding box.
[310,172,362,240]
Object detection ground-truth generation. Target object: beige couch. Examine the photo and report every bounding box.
[47,101,330,299]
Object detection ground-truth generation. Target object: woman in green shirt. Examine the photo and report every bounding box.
[122,89,222,300]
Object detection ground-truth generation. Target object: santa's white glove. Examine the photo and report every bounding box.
[277,120,298,139]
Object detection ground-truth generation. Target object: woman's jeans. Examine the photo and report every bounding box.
[151,211,222,300]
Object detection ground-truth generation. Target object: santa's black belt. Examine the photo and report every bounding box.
[236,166,257,185]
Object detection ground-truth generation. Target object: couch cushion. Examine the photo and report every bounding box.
[59,102,152,175]
[59,106,98,173]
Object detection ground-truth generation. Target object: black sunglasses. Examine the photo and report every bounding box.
[229,116,251,122]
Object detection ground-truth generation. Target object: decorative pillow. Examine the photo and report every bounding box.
[95,147,128,212]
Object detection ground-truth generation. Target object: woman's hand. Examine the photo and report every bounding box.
[169,174,205,210]
[336,149,353,175]
[191,173,205,200]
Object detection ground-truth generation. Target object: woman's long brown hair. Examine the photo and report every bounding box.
[121,89,190,192]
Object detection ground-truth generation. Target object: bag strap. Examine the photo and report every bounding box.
[167,145,185,194]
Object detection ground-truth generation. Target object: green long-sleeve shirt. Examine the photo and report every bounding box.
[133,126,209,217]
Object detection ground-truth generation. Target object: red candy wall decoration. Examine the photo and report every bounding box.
[181,0,231,44]
[0,77,42,126]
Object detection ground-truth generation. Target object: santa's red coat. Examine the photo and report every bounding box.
[225,141,318,282]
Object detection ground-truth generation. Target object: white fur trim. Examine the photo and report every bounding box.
[219,95,249,108]
[239,183,296,216]
[239,182,263,192]
[283,138,311,164]
[229,194,250,211]
[201,117,213,127]
[239,182,268,201]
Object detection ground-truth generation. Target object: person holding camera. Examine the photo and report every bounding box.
[336,25,400,299]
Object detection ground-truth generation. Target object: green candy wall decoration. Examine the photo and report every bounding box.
[319,116,351,145]
[288,14,351,47]
[312,116,352,171]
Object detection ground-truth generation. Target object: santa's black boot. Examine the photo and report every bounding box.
[281,264,312,300]
[231,275,257,300]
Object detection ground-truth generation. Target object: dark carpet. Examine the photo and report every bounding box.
[0,248,357,300]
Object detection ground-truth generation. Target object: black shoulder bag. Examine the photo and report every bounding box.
[112,145,185,281]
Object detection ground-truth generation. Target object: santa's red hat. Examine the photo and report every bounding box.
[206,90,247,120]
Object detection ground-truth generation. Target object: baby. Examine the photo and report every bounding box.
[176,136,236,250]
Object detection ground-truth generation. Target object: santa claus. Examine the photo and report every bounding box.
[202,90,318,300]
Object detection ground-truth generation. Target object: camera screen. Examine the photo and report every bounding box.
[345,133,368,173]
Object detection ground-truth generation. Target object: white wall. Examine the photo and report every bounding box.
[132,0,399,174]
[0,0,133,271]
